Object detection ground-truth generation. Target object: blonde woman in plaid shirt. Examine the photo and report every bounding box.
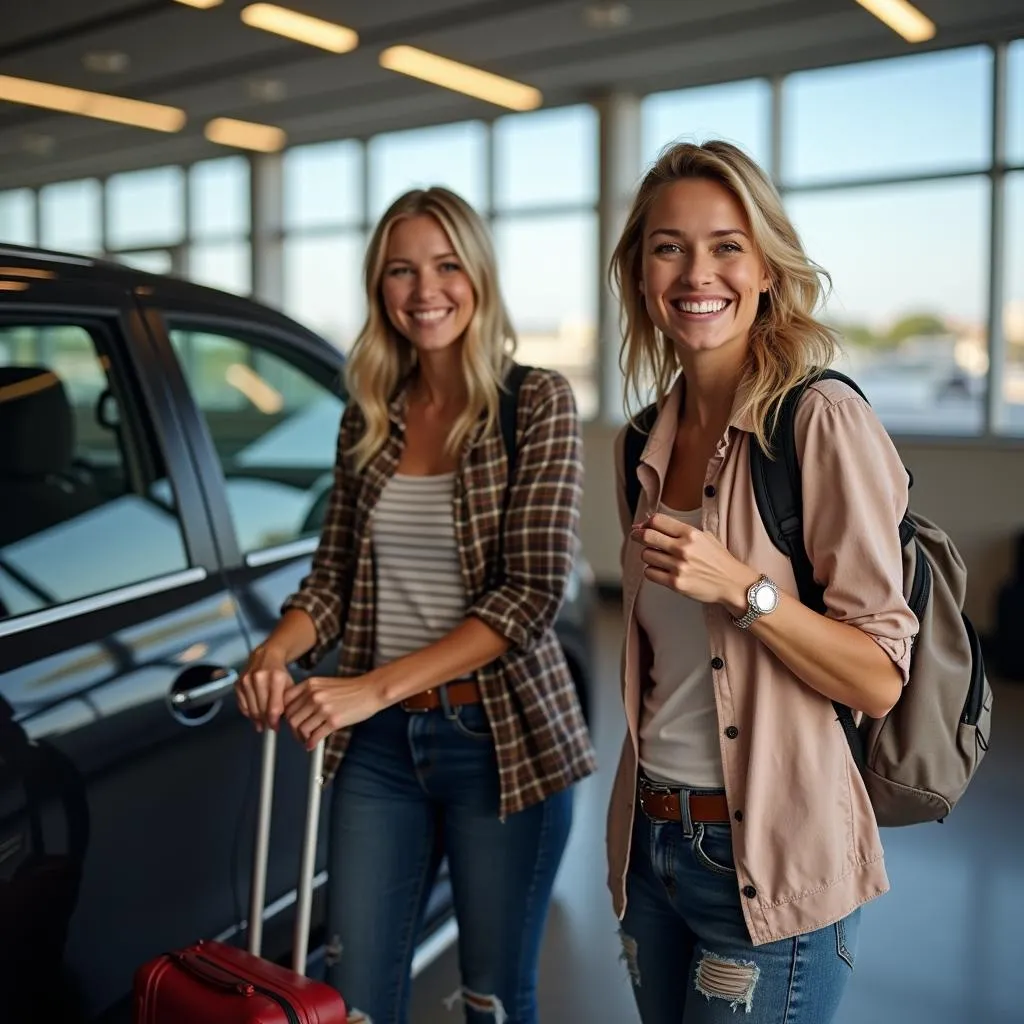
[235,186,595,1024]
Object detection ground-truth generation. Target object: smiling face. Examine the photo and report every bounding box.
[379,213,476,356]
[640,177,770,362]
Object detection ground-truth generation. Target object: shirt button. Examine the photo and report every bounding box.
[710,656,724,670]
[725,725,739,739]
[743,885,758,899]
[734,810,744,822]
[704,485,716,498]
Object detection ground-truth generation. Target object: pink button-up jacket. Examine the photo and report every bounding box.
[606,374,919,946]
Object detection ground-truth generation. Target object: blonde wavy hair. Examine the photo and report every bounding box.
[611,139,838,453]
[345,187,516,471]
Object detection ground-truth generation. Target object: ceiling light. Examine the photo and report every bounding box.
[173,0,224,8]
[22,133,56,156]
[379,46,542,112]
[0,74,185,132]
[82,51,131,74]
[584,2,632,29]
[853,0,936,43]
[240,4,358,53]
[247,77,289,102]
[205,116,286,152]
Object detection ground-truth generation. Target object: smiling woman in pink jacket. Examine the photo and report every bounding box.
[606,140,918,1024]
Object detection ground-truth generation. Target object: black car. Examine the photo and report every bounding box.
[0,245,595,1023]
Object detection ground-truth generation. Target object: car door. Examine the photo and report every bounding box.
[139,304,348,965]
[0,273,256,1022]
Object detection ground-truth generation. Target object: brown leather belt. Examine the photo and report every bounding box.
[638,778,730,824]
[400,680,482,713]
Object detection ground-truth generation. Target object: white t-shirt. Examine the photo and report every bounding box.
[636,504,725,789]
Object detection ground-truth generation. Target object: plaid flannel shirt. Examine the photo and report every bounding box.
[282,366,596,818]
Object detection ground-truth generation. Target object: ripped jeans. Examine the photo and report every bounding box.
[620,792,860,1024]
[324,701,573,1024]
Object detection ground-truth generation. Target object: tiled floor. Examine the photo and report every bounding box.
[410,602,1024,1024]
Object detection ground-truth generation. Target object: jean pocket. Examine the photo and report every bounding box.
[451,702,492,741]
[691,822,736,877]
[835,915,858,970]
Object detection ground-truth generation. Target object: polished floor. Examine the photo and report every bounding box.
[409,602,1024,1024]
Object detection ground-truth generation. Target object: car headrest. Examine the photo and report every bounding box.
[0,366,74,478]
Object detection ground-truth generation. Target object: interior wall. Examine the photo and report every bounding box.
[580,421,1023,634]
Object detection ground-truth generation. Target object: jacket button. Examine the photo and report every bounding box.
[710,656,724,670]
[725,725,739,739]
[734,810,743,822]
[704,485,716,498]
[743,885,757,899]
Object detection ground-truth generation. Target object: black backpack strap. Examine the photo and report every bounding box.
[499,362,531,484]
[748,369,869,768]
[492,363,532,588]
[623,404,660,520]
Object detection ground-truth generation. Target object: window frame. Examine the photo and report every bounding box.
[150,308,347,570]
[0,301,213,635]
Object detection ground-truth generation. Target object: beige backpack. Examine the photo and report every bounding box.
[748,370,994,826]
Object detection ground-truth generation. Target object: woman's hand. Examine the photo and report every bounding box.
[236,643,295,733]
[631,512,758,614]
[282,673,389,751]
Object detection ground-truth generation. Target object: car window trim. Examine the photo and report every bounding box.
[0,566,208,639]
[245,536,319,568]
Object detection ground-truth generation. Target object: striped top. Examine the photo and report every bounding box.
[371,472,467,669]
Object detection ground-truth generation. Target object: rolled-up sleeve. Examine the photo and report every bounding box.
[281,405,359,669]
[795,382,919,683]
[468,371,584,650]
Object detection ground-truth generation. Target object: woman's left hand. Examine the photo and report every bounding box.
[632,513,758,613]
[282,673,388,750]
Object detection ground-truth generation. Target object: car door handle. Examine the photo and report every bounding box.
[170,668,239,710]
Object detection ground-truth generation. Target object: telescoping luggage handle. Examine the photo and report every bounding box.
[247,728,325,977]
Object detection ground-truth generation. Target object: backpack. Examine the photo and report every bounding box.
[623,369,993,827]
[498,362,532,486]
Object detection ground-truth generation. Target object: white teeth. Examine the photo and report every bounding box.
[677,299,728,314]
[411,309,449,322]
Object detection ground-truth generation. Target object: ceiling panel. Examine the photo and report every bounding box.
[0,0,1020,188]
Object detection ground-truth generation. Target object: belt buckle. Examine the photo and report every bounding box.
[639,776,675,796]
[638,777,677,823]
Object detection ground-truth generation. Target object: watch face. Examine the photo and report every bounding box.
[753,582,778,613]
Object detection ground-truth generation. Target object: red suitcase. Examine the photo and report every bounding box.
[133,732,347,1023]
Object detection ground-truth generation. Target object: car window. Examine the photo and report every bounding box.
[167,326,343,557]
[0,323,190,621]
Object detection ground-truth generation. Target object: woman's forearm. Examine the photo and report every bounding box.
[373,617,511,705]
[261,609,319,665]
[724,584,903,719]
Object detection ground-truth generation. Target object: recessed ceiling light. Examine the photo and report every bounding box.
[240,4,358,54]
[0,74,185,132]
[584,2,632,29]
[853,0,936,43]
[173,0,224,8]
[379,46,542,112]
[82,51,131,74]
[247,77,289,102]
[22,133,56,156]
[205,116,287,152]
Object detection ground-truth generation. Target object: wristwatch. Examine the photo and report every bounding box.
[733,575,780,630]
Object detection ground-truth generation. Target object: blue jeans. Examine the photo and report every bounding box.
[324,699,573,1024]
[621,789,860,1024]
